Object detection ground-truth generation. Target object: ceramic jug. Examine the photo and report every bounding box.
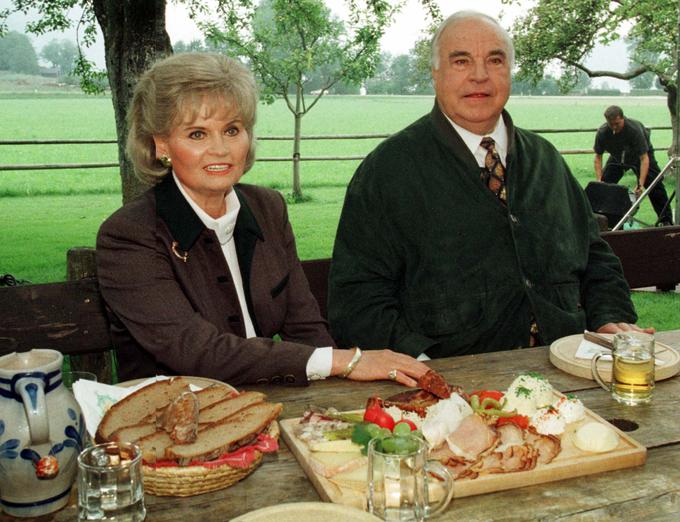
[0,349,86,517]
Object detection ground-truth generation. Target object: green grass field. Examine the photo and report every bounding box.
[1,93,678,329]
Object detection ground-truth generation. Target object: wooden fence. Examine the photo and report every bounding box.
[0,127,673,172]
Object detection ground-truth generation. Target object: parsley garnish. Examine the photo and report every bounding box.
[566,393,577,400]
[516,386,532,398]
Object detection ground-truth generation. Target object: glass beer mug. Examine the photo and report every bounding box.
[367,434,453,522]
[591,331,655,405]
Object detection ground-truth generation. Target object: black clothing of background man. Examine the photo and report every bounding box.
[593,108,673,226]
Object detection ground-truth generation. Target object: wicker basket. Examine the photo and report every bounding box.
[143,422,279,497]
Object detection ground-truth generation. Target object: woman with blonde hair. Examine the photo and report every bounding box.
[97,52,430,386]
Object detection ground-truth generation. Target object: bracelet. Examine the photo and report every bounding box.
[340,347,363,378]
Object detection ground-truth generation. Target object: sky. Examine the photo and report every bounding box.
[3,0,630,90]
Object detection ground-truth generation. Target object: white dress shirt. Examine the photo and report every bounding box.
[446,115,508,167]
[172,173,332,380]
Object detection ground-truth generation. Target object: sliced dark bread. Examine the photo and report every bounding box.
[139,383,236,424]
[165,402,283,465]
[108,422,158,444]
[95,377,191,442]
[198,391,265,426]
[137,430,174,464]
[195,384,237,409]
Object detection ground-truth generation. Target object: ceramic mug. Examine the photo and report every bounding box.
[367,434,453,521]
[591,331,655,405]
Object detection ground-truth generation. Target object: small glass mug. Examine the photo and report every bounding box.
[77,442,146,521]
[62,370,97,390]
[591,331,655,405]
[367,434,454,522]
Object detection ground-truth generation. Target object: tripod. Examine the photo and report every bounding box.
[612,156,678,230]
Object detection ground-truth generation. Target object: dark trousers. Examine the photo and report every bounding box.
[602,157,673,224]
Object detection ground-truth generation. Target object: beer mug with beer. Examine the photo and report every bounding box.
[591,331,655,405]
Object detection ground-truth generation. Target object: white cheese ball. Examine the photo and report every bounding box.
[531,407,566,435]
[554,396,585,424]
[573,422,620,453]
[504,373,555,416]
[503,392,538,417]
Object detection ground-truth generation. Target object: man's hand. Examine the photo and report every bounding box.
[596,322,655,335]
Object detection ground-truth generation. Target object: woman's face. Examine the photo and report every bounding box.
[153,97,250,215]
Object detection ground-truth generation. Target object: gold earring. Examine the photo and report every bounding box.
[159,155,172,168]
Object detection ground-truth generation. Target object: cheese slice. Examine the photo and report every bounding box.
[309,439,362,453]
[308,451,366,478]
[328,463,368,491]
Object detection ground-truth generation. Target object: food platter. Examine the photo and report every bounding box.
[549,334,680,381]
[279,393,646,510]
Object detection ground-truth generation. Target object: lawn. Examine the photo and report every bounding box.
[1,93,678,329]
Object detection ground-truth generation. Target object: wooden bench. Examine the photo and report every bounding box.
[2,226,679,382]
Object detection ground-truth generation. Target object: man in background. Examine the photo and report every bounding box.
[594,105,673,226]
[328,11,652,367]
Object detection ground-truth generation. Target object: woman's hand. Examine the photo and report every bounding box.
[331,348,431,387]
[596,322,655,335]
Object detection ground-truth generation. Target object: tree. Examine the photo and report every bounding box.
[505,0,680,217]
[2,1,172,204]
[627,37,659,90]
[194,0,400,201]
[41,38,78,76]
[0,31,40,74]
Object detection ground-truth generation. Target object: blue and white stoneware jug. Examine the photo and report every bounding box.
[0,349,85,517]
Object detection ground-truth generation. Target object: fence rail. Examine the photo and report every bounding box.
[0,126,672,172]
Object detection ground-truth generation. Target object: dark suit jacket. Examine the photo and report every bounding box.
[96,176,334,385]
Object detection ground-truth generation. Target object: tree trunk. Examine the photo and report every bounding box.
[92,0,173,205]
[292,85,303,200]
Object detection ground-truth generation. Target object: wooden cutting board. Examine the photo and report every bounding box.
[549,334,680,381]
[279,397,646,509]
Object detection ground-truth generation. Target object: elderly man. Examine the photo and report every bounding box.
[594,105,673,226]
[328,11,651,365]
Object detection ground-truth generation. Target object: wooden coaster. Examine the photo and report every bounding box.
[549,334,680,381]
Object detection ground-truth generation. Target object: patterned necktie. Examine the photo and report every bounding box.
[480,136,507,202]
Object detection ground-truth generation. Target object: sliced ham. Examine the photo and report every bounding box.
[525,428,561,464]
[446,414,497,461]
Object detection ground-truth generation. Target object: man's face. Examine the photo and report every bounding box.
[432,18,511,135]
[606,116,625,134]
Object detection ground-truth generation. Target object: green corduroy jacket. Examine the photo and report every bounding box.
[328,103,637,358]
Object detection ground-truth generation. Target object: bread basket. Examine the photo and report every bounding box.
[143,422,279,496]
[111,377,280,497]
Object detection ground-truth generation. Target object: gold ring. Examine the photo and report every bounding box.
[388,369,398,381]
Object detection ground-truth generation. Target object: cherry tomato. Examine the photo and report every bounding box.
[363,406,383,424]
[395,419,417,432]
[363,405,395,431]
[496,415,529,430]
[373,411,395,431]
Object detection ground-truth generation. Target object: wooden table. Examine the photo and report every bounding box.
[4,330,680,521]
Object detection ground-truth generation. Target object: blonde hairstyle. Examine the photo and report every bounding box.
[431,11,515,70]
[126,52,258,184]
